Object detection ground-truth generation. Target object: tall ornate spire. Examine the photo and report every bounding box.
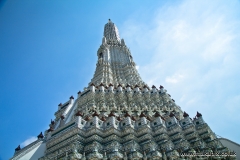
[90,20,145,87]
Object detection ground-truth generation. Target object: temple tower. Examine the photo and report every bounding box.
[11,20,236,160]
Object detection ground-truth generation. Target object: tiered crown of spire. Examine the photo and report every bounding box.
[104,19,121,42]
[90,20,145,87]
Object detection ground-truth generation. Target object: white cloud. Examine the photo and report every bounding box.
[21,136,37,147]
[135,65,139,70]
[122,0,240,143]
[165,73,184,84]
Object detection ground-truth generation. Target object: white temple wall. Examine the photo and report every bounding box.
[18,142,46,160]
[219,138,240,160]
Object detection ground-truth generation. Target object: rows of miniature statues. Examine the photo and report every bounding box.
[76,84,179,116]
[13,84,234,159]
[37,110,235,160]
[55,85,180,123]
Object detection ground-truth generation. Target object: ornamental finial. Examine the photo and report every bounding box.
[15,145,21,152]
[37,132,44,139]
[183,111,189,117]
[104,19,120,42]
[196,111,202,117]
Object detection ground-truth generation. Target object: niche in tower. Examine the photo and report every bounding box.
[99,52,103,59]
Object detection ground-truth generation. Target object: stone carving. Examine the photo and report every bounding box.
[70,142,82,160]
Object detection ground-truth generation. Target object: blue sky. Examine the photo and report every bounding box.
[0,0,240,159]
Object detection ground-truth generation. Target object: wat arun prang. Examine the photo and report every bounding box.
[11,20,236,160]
